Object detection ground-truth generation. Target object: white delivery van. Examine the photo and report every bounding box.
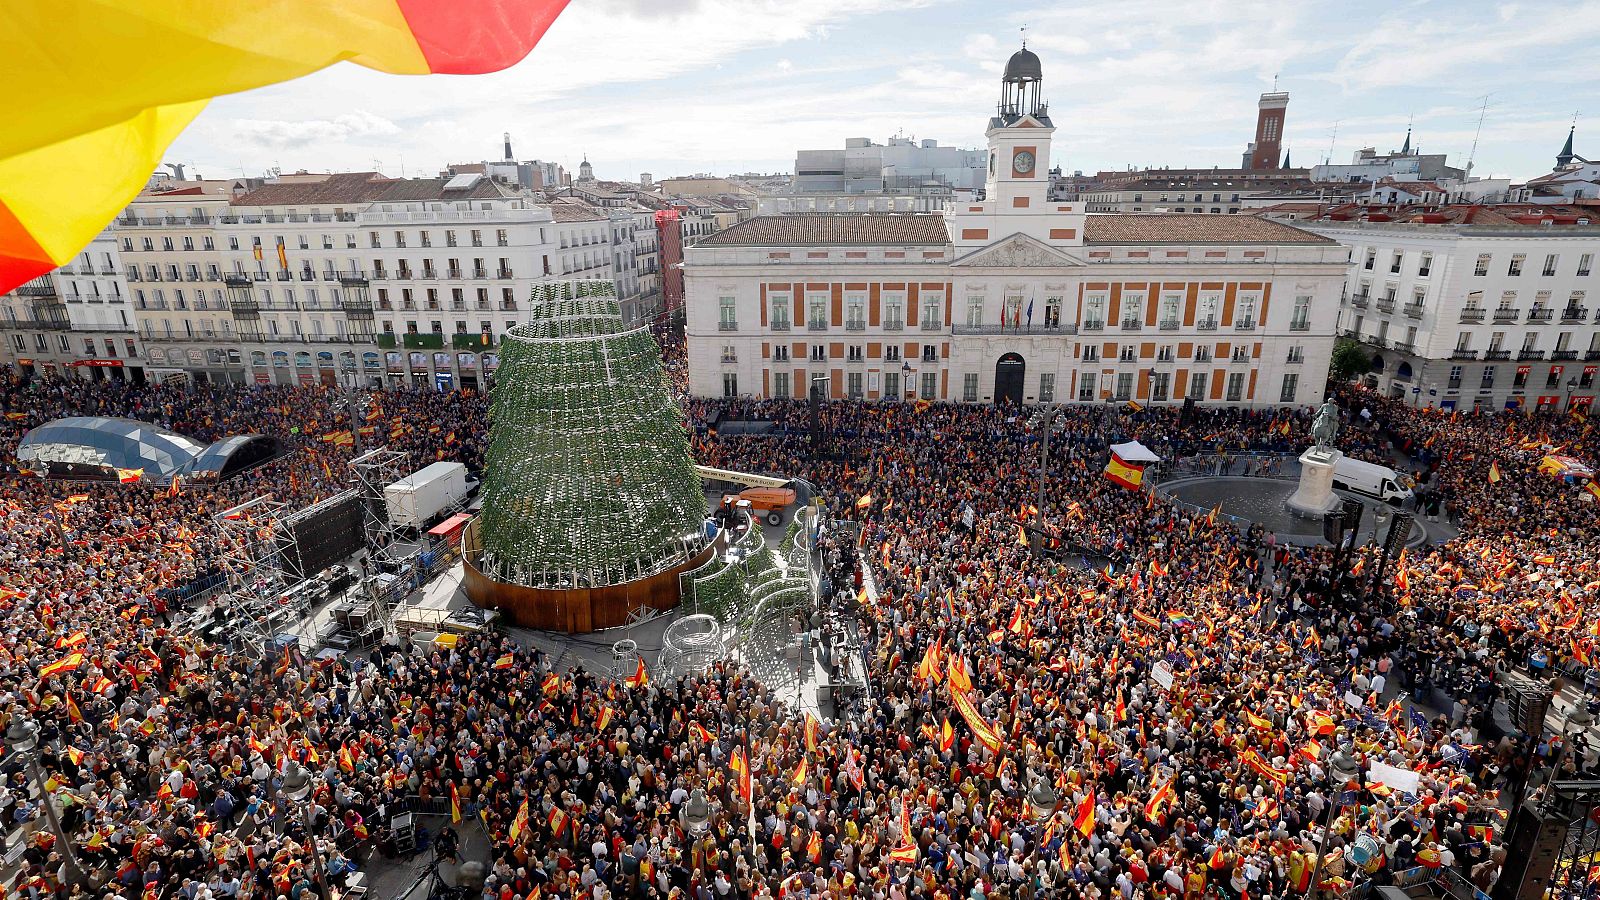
[1331,457,1413,504]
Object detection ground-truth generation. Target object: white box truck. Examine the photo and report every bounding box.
[1331,457,1413,504]
[384,462,470,529]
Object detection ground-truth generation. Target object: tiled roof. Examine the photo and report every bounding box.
[694,214,949,247]
[548,202,606,222]
[231,172,515,207]
[1084,214,1335,245]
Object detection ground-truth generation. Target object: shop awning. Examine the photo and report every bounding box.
[1109,441,1162,464]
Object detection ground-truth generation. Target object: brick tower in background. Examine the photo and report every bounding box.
[1249,91,1289,170]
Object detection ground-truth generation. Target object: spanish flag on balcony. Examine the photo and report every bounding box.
[0,0,571,293]
[1104,453,1145,490]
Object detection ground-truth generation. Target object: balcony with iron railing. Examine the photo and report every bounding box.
[1195,319,1218,331]
[1517,349,1546,360]
[1289,318,1311,332]
[1586,349,1600,360]
[1120,318,1142,331]
[1403,303,1425,319]
[718,321,738,331]
[340,301,375,317]
[1393,340,1415,353]
[1551,349,1578,361]
[452,333,496,350]
[1484,349,1511,360]
[807,320,827,331]
[1562,306,1588,322]
[1349,293,1370,309]
[1234,318,1256,330]
[846,320,865,331]
[1081,319,1104,332]
[920,319,942,331]
[1376,299,1395,314]
[1458,308,1485,324]
[1450,349,1478,360]
[882,319,903,331]
[1527,308,1553,323]
[497,268,514,279]
[770,320,790,331]
[1492,308,1519,323]
[1159,319,1180,331]
[951,323,1077,336]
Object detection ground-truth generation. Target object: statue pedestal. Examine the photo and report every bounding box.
[1287,447,1343,518]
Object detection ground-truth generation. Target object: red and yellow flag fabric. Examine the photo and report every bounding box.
[1104,454,1145,490]
[450,781,462,824]
[0,0,571,292]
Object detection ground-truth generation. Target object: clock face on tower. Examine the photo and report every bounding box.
[1012,150,1036,174]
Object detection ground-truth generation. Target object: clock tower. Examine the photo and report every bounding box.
[984,45,1053,211]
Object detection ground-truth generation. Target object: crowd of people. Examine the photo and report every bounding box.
[0,346,1596,900]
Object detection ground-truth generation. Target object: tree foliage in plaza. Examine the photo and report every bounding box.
[1328,338,1374,383]
[476,281,708,589]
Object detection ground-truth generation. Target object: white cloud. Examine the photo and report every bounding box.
[231,111,400,149]
[166,0,1600,183]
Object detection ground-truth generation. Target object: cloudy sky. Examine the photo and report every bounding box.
[168,0,1600,185]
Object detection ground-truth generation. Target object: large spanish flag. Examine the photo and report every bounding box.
[1104,454,1145,490]
[0,0,570,292]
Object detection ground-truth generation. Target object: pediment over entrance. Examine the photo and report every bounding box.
[951,233,1084,268]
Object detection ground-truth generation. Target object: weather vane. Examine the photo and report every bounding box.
[1021,25,1027,48]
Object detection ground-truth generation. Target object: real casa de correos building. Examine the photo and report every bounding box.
[683,49,1349,408]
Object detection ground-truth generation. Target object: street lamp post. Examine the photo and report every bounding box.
[1567,377,1578,412]
[1032,405,1062,554]
[1027,777,1059,822]
[1309,749,1360,898]
[282,761,330,900]
[5,716,84,885]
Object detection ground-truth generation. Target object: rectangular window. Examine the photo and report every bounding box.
[847,372,864,398]
[1547,366,1563,389]
[1579,253,1593,276]
[921,344,938,363]
[921,295,942,329]
[770,294,791,329]
[1363,249,1376,270]
[722,373,738,397]
[810,345,826,362]
[772,371,790,399]
[884,345,901,362]
[720,345,736,364]
[1286,345,1304,364]
[1159,294,1180,329]
[1084,294,1106,330]
[1078,372,1097,401]
[1226,372,1246,402]
[1150,372,1170,402]
[883,371,900,399]
[1448,366,1463,389]
[1418,254,1432,277]
[962,372,979,402]
[919,371,937,400]
[719,296,736,329]
[1279,373,1299,403]
[1390,251,1403,274]
[846,294,866,329]
[966,297,984,327]
[1543,253,1558,277]
[1474,254,1490,276]
[1039,372,1054,402]
[1481,366,1496,388]
[1513,366,1529,389]
[1508,254,1524,276]
[1115,372,1134,401]
[807,294,828,329]
[847,345,863,362]
[883,295,905,330]
[1121,293,1144,329]
[1045,297,1063,328]
[772,344,790,362]
[1290,295,1311,331]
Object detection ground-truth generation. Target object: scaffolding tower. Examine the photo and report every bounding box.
[347,446,410,563]
[212,495,299,657]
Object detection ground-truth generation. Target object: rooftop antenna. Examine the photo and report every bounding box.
[1020,24,1027,48]
[1326,120,1339,165]
[1465,94,1492,178]
[1272,72,1279,92]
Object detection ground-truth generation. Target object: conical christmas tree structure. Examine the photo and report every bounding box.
[476,281,708,590]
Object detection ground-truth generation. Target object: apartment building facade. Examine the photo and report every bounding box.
[1,229,145,381]
[1304,218,1600,412]
[684,49,1348,408]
